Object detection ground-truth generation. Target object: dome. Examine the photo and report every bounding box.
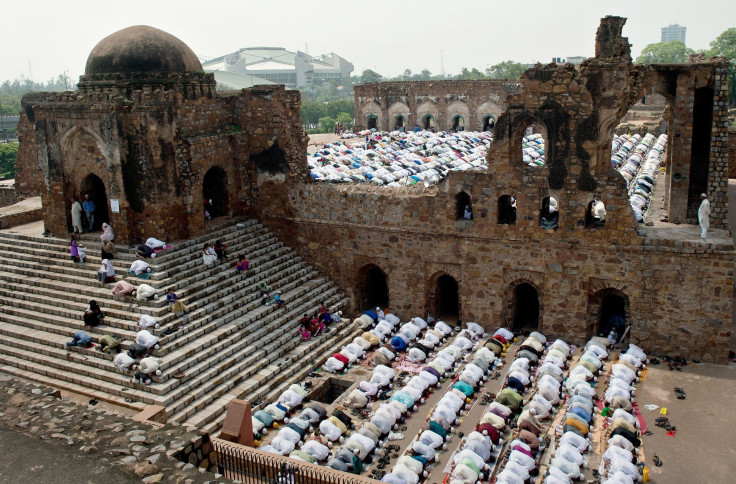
[85,26,203,76]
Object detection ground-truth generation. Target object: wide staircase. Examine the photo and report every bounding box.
[0,218,355,433]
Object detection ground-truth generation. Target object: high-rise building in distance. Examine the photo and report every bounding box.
[661,24,687,44]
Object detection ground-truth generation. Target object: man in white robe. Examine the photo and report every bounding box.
[698,193,710,239]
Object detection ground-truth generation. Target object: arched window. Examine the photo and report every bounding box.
[203,166,229,220]
[451,115,465,132]
[539,196,559,230]
[521,123,546,167]
[366,114,378,130]
[585,199,606,228]
[482,115,495,133]
[357,264,389,310]
[587,288,629,343]
[498,195,517,225]
[455,191,472,220]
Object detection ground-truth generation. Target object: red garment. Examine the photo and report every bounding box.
[476,423,500,444]
[334,353,349,365]
[493,335,508,345]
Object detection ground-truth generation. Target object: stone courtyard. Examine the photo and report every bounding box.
[0,14,734,484]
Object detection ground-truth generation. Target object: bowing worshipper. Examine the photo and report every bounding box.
[132,357,161,385]
[136,244,155,258]
[112,280,136,297]
[202,243,217,265]
[97,259,116,283]
[70,196,83,234]
[100,223,114,242]
[540,196,559,229]
[136,284,157,301]
[101,238,116,260]
[113,352,136,373]
[139,314,159,329]
[129,260,151,276]
[590,199,606,226]
[698,193,710,239]
[66,331,92,348]
[97,334,120,354]
[83,300,104,327]
[136,330,160,350]
[166,287,188,313]
[236,255,250,274]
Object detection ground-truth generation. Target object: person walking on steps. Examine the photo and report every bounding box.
[83,194,96,232]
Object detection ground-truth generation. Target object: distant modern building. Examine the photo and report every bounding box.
[201,47,354,89]
[551,56,588,65]
[661,24,686,44]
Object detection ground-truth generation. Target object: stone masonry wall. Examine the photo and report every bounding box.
[354,80,520,132]
[729,127,736,178]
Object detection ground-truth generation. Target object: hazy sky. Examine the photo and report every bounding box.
[3,0,734,83]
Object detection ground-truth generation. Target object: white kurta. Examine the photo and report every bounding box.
[698,198,710,228]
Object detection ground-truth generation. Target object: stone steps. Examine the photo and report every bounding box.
[0,219,353,434]
[199,310,355,434]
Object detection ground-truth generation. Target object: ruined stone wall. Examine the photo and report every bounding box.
[730,127,736,178]
[257,175,732,362]
[15,85,306,243]
[0,184,18,207]
[354,80,520,132]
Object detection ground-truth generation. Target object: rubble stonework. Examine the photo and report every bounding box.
[0,374,227,483]
[252,17,732,362]
[354,79,519,132]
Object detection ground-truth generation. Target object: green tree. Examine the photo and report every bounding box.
[635,41,695,64]
[707,28,736,107]
[457,67,486,80]
[359,69,383,84]
[486,61,525,79]
[325,99,354,119]
[336,112,353,127]
[0,141,19,179]
[318,116,336,133]
[301,100,327,126]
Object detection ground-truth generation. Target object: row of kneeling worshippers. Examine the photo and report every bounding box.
[383,329,504,484]
[482,332,570,484]
[308,130,491,186]
[610,133,667,222]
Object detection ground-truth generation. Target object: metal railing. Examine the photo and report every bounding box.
[213,439,378,484]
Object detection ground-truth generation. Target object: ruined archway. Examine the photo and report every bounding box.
[521,122,546,167]
[80,174,109,232]
[366,114,378,130]
[451,115,465,132]
[427,272,460,323]
[455,191,472,220]
[512,283,540,331]
[357,264,389,310]
[203,166,229,220]
[587,288,629,341]
[394,114,406,131]
[482,115,496,132]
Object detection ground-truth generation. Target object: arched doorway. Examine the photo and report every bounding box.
[422,114,435,130]
[80,174,109,232]
[587,288,629,341]
[512,283,539,331]
[521,122,546,167]
[394,114,405,131]
[428,274,460,322]
[455,191,472,220]
[358,264,389,310]
[482,115,495,132]
[451,115,465,132]
[203,166,229,220]
[366,114,378,130]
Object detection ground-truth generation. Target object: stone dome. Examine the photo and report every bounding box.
[85,26,203,76]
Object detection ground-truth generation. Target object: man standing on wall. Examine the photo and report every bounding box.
[698,193,710,239]
[83,194,96,232]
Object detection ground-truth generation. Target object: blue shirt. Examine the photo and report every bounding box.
[82,199,95,213]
